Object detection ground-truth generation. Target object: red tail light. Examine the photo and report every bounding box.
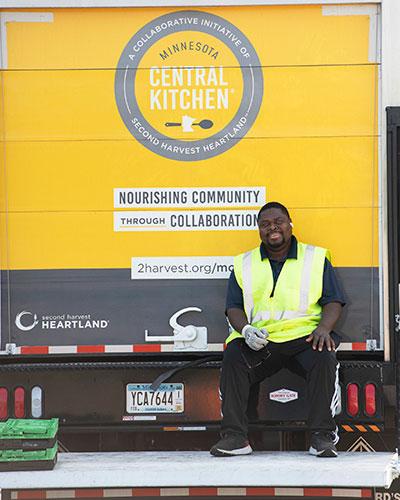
[346,383,359,416]
[0,388,8,419]
[14,387,25,418]
[364,383,376,416]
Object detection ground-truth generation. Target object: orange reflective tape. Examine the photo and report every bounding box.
[369,425,380,432]
[355,425,367,432]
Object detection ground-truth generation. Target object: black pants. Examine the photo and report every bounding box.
[220,335,340,439]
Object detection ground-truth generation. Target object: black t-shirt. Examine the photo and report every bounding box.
[226,236,346,311]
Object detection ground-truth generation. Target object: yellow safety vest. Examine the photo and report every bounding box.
[226,242,330,344]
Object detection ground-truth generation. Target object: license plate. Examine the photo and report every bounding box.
[126,383,184,413]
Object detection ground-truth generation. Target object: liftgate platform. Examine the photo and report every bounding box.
[0,451,399,498]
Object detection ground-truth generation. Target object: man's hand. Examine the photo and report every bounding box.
[242,325,269,351]
[306,326,335,352]
[306,302,342,352]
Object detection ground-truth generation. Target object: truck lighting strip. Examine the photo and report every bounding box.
[13,343,365,355]
[9,487,373,499]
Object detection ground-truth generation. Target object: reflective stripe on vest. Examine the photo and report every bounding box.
[299,244,315,313]
[252,310,312,322]
[242,250,254,322]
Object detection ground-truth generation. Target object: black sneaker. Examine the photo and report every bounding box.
[309,432,338,458]
[210,435,253,457]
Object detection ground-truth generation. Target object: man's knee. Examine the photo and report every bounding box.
[312,349,338,370]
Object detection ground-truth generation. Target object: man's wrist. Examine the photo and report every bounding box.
[315,324,332,335]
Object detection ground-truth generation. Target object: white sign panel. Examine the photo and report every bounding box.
[114,187,265,208]
[114,210,258,231]
[131,256,234,279]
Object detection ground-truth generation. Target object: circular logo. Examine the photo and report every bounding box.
[115,10,263,161]
[15,311,39,331]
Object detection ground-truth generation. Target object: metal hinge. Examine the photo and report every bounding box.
[366,339,377,351]
[395,314,400,333]
[0,343,17,355]
[145,307,208,351]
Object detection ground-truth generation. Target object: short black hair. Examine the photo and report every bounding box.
[257,202,291,222]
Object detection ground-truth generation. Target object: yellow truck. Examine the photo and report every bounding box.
[1,1,400,495]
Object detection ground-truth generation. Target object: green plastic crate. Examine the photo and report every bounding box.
[0,442,57,471]
[0,418,58,451]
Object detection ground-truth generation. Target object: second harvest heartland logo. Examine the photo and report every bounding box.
[115,10,263,161]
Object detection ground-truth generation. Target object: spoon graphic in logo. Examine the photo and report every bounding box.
[165,116,213,133]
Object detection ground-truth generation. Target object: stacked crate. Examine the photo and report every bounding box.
[0,418,58,471]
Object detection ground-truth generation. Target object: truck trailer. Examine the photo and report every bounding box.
[0,0,400,497]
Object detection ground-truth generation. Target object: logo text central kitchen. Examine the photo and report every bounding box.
[149,66,229,111]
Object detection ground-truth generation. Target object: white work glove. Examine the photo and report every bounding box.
[241,325,269,351]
